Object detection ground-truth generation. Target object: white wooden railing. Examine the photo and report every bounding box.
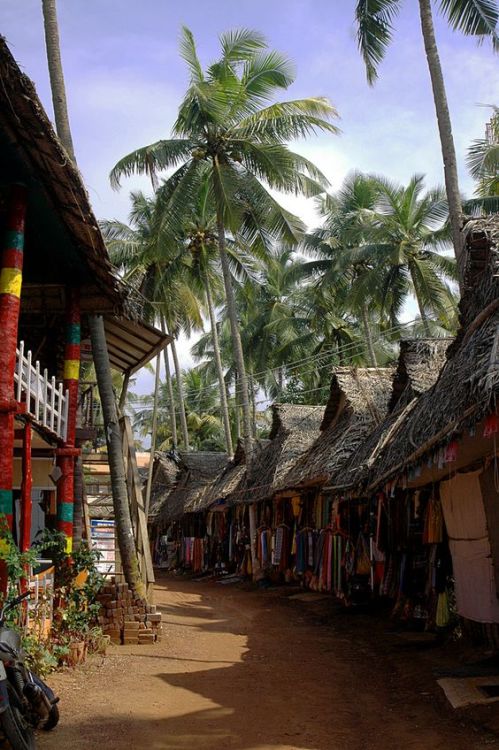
[14,342,69,441]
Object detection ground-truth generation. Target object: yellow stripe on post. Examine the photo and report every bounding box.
[63,360,80,381]
[0,268,22,298]
[65,537,73,554]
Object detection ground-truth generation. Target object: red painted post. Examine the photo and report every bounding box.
[20,422,32,552]
[0,185,27,532]
[56,289,81,554]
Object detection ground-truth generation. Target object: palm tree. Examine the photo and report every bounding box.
[355,0,499,268]
[41,0,76,163]
[301,173,389,366]
[354,174,458,336]
[133,368,226,451]
[41,0,144,593]
[110,27,339,459]
[101,191,205,451]
[467,106,499,197]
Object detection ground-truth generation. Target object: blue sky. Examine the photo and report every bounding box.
[2,0,497,394]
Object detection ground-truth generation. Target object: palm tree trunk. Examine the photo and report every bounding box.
[167,325,190,450]
[248,372,257,438]
[234,373,241,441]
[214,211,257,575]
[41,0,76,163]
[418,0,463,272]
[277,366,284,399]
[160,316,178,448]
[410,270,432,337]
[215,214,252,457]
[89,315,145,596]
[144,352,161,519]
[361,304,377,366]
[204,269,233,456]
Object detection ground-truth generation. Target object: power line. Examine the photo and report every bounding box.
[147,305,455,404]
[129,309,453,422]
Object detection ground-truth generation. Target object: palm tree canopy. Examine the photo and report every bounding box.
[467,105,499,197]
[356,0,499,84]
[110,27,339,246]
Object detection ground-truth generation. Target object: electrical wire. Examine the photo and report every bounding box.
[129,308,454,422]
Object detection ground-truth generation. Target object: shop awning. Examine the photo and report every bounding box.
[103,317,170,375]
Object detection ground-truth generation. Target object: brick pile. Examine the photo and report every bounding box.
[97,579,162,645]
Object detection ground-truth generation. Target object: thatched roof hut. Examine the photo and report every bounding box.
[158,452,228,523]
[0,37,168,373]
[365,217,499,490]
[203,440,247,508]
[331,339,450,493]
[233,404,325,505]
[148,453,180,520]
[281,368,394,492]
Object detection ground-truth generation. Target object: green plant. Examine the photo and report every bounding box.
[22,633,58,678]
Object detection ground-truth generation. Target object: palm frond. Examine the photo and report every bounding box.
[110,139,195,189]
[179,26,205,83]
[355,0,402,84]
[439,0,499,48]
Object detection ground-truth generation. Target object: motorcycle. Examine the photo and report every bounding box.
[0,590,59,750]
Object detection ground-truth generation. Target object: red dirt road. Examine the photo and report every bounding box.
[38,575,495,750]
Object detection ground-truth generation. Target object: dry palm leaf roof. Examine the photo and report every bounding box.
[281,368,395,491]
[331,339,451,493]
[364,216,499,490]
[228,404,325,506]
[148,452,180,518]
[158,451,228,522]
[203,439,247,506]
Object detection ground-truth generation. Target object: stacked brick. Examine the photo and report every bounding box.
[97,579,163,645]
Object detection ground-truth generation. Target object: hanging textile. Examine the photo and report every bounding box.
[423,496,443,544]
[440,470,499,624]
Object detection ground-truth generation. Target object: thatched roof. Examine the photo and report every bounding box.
[0,37,125,311]
[0,38,169,372]
[332,339,450,492]
[158,451,228,522]
[365,217,499,490]
[281,368,394,491]
[233,404,324,505]
[148,452,180,519]
[203,440,247,507]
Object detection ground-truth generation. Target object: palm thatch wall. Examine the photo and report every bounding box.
[281,368,395,492]
[158,451,228,523]
[364,217,499,490]
[332,339,450,493]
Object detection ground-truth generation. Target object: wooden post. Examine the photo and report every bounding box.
[56,288,81,553]
[20,422,32,552]
[0,185,27,535]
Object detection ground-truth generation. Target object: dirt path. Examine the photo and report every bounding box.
[37,575,494,750]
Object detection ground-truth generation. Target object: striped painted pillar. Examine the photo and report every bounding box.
[0,185,27,532]
[56,289,81,553]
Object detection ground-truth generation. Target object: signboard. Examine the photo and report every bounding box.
[90,519,116,575]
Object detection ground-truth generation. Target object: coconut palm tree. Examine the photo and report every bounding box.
[101,191,205,451]
[467,106,499,197]
[41,0,145,593]
[110,27,339,459]
[300,173,391,365]
[133,368,226,451]
[355,0,499,268]
[353,174,458,335]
